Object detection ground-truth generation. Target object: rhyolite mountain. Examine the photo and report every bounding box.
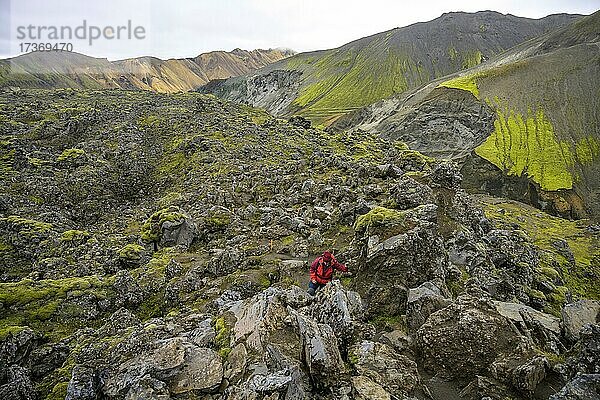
[0,88,599,400]
[0,48,294,92]
[201,11,580,126]
[334,10,600,220]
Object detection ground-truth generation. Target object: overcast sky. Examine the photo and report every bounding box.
[1,0,599,60]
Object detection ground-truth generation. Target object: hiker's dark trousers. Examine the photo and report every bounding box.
[307,280,326,296]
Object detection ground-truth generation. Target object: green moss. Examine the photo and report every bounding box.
[46,382,69,400]
[56,148,85,162]
[137,114,161,128]
[214,316,232,358]
[475,106,575,191]
[448,268,470,298]
[1,215,53,236]
[0,275,111,340]
[575,137,600,164]
[60,230,90,242]
[354,207,406,232]
[0,325,28,340]
[205,211,231,229]
[281,234,295,246]
[399,149,435,170]
[438,74,480,98]
[118,243,145,260]
[369,314,404,331]
[27,157,48,168]
[528,288,547,301]
[448,47,458,62]
[461,50,483,69]
[537,266,559,281]
[140,207,184,243]
[0,239,13,252]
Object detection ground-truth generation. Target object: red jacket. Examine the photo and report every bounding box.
[310,255,348,284]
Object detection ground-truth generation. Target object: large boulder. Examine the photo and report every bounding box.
[349,340,420,397]
[562,300,600,342]
[102,337,223,396]
[567,324,600,376]
[140,207,198,250]
[354,204,448,316]
[170,346,223,394]
[416,292,530,381]
[295,312,346,380]
[308,280,364,346]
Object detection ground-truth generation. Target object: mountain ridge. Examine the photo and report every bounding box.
[334,10,600,219]
[0,48,295,93]
[201,11,582,125]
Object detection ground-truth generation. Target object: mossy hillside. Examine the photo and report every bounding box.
[474,105,600,191]
[480,197,600,302]
[56,148,85,162]
[438,73,481,99]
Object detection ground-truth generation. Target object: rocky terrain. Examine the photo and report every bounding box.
[333,11,600,220]
[0,48,294,93]
[201,11,579,126]
[0,88,599,400]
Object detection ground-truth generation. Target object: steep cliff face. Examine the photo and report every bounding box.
[334,11,600,219]
[0,48,294,93]
[203,11,580,126]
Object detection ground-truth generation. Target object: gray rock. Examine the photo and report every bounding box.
[185,318,216,347]
[416,294,531,380]
[160,215,197,249]
[0,365,35,400]
[66,365,98,400]
[568,324,600,375]
[248,370,292,393]
[391,175,434,210]
[511,356,548,393]
[349,340,420,396]
[562,300,600,342]
[309,280,363,344]
[295,311,345,379]
[406,281,450,333]
[227,343,247,383]
[352,375,391,400]
[550,374,600,400]
[494,301,561,335]
[170,346,223,394]
[124,375,170,400]
[458,375,514,400]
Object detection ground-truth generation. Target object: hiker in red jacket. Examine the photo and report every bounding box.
[307,251,348,295]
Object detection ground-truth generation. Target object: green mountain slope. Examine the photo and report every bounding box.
[336,11,600,219]
[203,11,579,126]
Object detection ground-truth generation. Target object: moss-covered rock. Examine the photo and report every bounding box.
[140,207,185,243]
